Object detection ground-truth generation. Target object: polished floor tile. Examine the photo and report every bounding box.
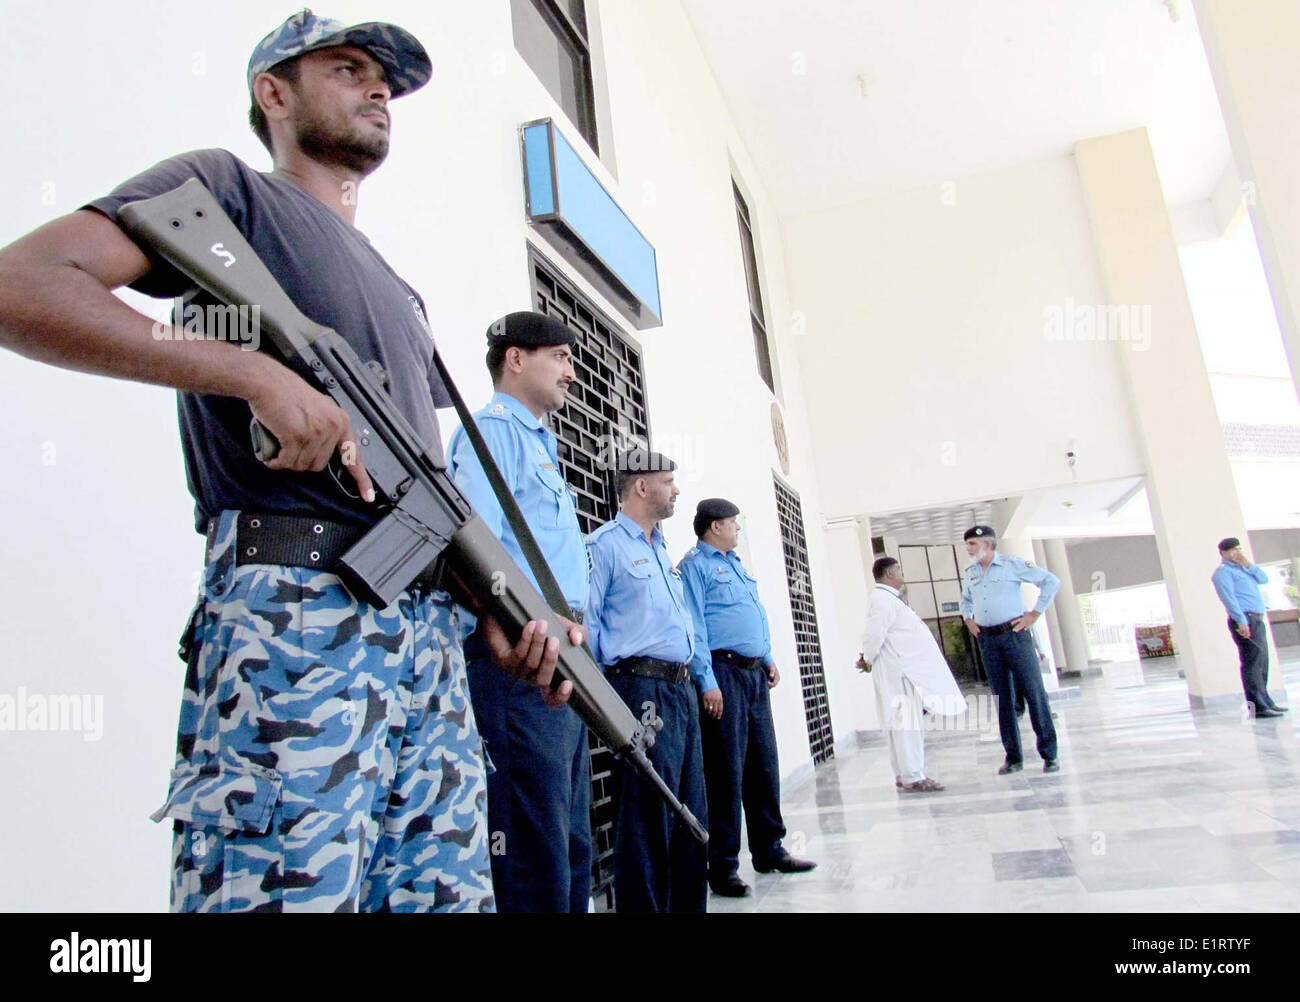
[708,652,1300,912]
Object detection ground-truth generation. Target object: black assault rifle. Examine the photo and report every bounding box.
[118,178,706,844]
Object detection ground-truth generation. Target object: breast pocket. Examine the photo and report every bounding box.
[623,561,656,607]
[533,465,567,526]
[714,570,746,603]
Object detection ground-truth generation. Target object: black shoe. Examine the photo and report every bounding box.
[709,873,751,897]
[754,852,817,874]
[1043,759,1060,773]
[1272,705,1289,713]
[1254,707,1285,718]
[998,760,1023,775]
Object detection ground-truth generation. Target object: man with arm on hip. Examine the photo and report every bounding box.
[961,525,1060,775]
[1212,536,1287,718]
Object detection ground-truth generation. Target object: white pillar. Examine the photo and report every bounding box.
[1033,538,1068,669]
[1194,0,1300,407]
[1075,128,1252,709]
[1044,538,1094,675]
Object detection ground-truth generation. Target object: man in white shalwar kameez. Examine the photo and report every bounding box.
[860,556,966,793]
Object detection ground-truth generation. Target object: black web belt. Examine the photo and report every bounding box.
[607,656,691,684]
[206,511,442,591]
[712,648,765,670]
[978,619,1019,636]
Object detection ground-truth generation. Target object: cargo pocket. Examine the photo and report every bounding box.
[150,760,281,831]
[151,761,284,912]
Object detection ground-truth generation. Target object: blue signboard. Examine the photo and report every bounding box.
[521,119,662,329]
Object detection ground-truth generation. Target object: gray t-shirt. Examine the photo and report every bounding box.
[87,148,449,531]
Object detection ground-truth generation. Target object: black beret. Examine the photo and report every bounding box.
[694,498,740,537]
[696,498,740,521]
[486,311,576,349]
[616,449,676,474]
[963,524,996,541]
[1218,536,1241,552]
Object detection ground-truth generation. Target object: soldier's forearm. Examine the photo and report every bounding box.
[0,256,280,402]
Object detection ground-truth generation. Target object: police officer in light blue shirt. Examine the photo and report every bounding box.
[1211,536,1286,717]
[585,449,707,913]
[678,498,814,899]
[448,311,592,912]
[960,525,1061,774]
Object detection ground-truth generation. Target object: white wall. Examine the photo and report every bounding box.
[0,0,843,910]
[783,153,1147,520]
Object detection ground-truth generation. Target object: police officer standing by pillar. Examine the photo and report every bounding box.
[448,311,592,912]
[678,499,815,898]
[585,450,708,913]
[961,525,1061,774]
[1212,536,1287,718]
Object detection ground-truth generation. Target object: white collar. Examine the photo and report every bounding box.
[876,584,901,597]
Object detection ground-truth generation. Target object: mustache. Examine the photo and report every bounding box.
[358,102,390,123]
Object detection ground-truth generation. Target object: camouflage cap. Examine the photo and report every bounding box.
[248,9,432,98]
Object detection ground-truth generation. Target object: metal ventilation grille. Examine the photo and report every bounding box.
[529,246,649,908]
[1222,422,1300,459]
[773,476,834,764]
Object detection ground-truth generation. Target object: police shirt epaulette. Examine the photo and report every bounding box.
[586,521,618,545]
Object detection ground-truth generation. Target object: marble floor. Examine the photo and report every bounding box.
[710,653,1300,912]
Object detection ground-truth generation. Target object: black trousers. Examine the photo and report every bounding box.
[1230,613,1276,712]
[607,672,708,913]
[465,632,592,913]
[699,658,786,878]
[977,628,1057,762]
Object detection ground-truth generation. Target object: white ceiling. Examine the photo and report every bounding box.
[681,0,1231,215]
[870,500,997,543]
[869,475,1152,544]
[1014,476,1154,538]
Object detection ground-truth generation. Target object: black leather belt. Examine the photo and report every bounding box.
[207,511,443,592]
[607,656,691,684]
[712,648,765,670]
[978,619,1020,636]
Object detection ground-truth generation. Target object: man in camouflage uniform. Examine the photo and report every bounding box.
[0,10,576,912]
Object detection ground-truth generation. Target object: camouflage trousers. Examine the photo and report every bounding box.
[150,510,495,912]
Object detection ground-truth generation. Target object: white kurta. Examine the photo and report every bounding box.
[862,585,967,717]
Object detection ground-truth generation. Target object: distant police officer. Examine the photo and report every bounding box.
[1212,536,1287,718]
[960,525,1061,774]
[448,311,592,912]
[585,450,708,913]
[677,498,815,898]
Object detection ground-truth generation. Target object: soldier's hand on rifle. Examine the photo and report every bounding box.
[248,360,376,503]
[483,615,582,707]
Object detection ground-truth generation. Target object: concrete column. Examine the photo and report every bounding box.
[1194,0,1300,406]
[1044,538,1094,676]
[1075,128,1251,710]
[1033,538,1068,670]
